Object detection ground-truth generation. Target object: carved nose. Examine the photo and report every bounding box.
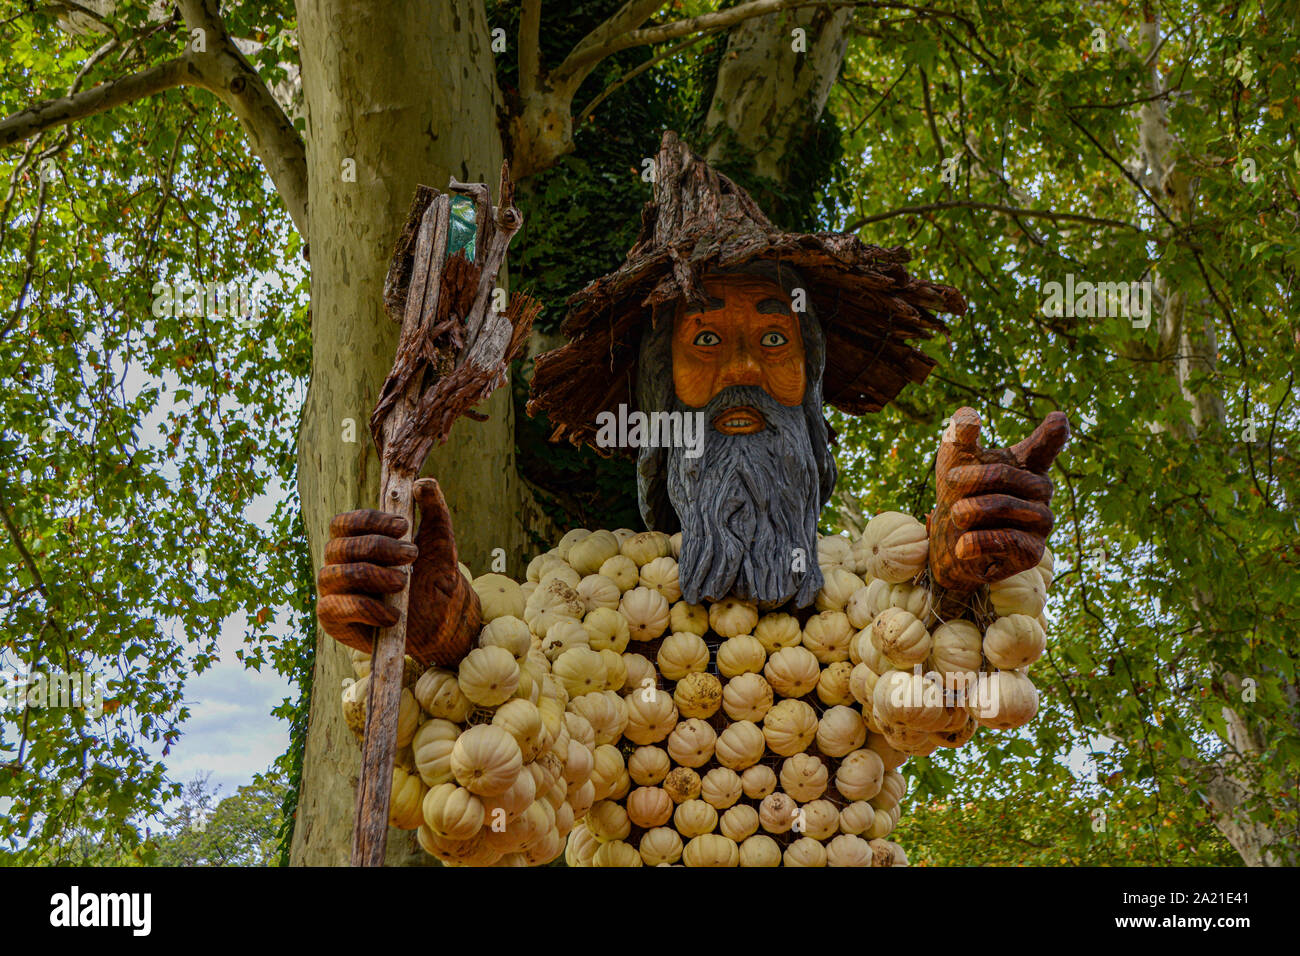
[718,351,762,389]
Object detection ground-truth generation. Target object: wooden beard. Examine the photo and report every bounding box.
[640,273,835,610]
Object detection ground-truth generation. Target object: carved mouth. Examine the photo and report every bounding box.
[712,405,767,435]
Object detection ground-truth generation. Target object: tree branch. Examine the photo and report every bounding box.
[844,200,1143,233]
[0,57,191,150]
[518,0,543,99]
[175,0,308,238]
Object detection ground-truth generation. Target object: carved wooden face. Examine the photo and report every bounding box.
[671,275,807,433]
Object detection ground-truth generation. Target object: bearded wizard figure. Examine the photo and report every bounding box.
[318,133,1069,867]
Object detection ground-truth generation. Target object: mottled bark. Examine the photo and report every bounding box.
[290,0,527,867]
[701,5,854,184]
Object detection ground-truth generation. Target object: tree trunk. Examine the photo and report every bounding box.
[701,5,853,185]
[289,0,525,866]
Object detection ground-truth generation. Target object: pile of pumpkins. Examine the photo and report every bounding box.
[343,510,1054,867]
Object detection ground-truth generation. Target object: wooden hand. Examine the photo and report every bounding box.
[317,477,481,665]
[928,407,1070,591]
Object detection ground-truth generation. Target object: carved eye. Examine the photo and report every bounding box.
[693,331,721,347]
[760,331,788,347]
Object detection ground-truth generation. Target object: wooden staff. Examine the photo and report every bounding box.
[351,164,538,867]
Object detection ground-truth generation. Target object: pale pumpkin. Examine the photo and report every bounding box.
[620,530,673,567]
[866,732,909,771]
[673,671,723,719]
[576,574,622,613]
[480,767,537,827]
[817,533,853,568]
[566,691,628,746]
[567,779,596,817]
[762,699,818,755]
[835,748,885,802]
[638,556,682,603]
[412,718,460,787]
[870,769,907,811]
[389,766,428,830]
[669,532,683,558]
[598,554,640,592]
[699,767,743,810]
[539,618,591,662]
[669,601,709,636]
[709,597,759,638]
[826,833,873,867]
[758,791,797,834]
[721,672,774,722]
[714,720,766,771]
[682,833,739,868]
[928,620,984,687]
[656,631,710,680]
[754,611,802,652]
[740,764,778,800]
[526,552,565,584]
[422,782,485,840]
[779,752,829,802]
[982,614,1047,669]
[565,822,599,867]
[623,686,679,745]
[563,737,595,786]
[719,804,760,842]
[802,610,854,663]
[1036,546,1055,591]
[816,704,867,757]
[716,634,767,678]
[815,567,866,612]
[492,698,545,762]
[568,530,621,576]
[626,786,674,828]
[472,573,526,622]
[620,586,671,642]
[585,799,631,842]
[639,827,684,866]
[871,607,932,668]
[763,645,822,698]
[988,568,1047,618]
[663,766,702,803]
[478,615,532,661]
[524,578,585,622]
[667,717,717,768]
[564,711,596,749]
[551,646,606,699]
[451,724,523,797]
[554,528,591,560]
[783,836,828,867]
[620,661,656,705]
[817,661,855,706]
[673,799,718,838]
[873,669,947,732]
[738,834,782,867]
[592,840,643,867]
[849,662,878,707]
[588,744,626,801]
[599,648,628,692]
[457,646,520,707]
[628,745,672,786]
[854,511,929,583]
[838,801,875,836]
[971,669,1039,729]
[413,668,471,722]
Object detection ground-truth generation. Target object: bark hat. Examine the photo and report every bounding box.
[526,130,966,452]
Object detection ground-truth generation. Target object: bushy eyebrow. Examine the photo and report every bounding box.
[683,296,726,316]
[756,297,791,315]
